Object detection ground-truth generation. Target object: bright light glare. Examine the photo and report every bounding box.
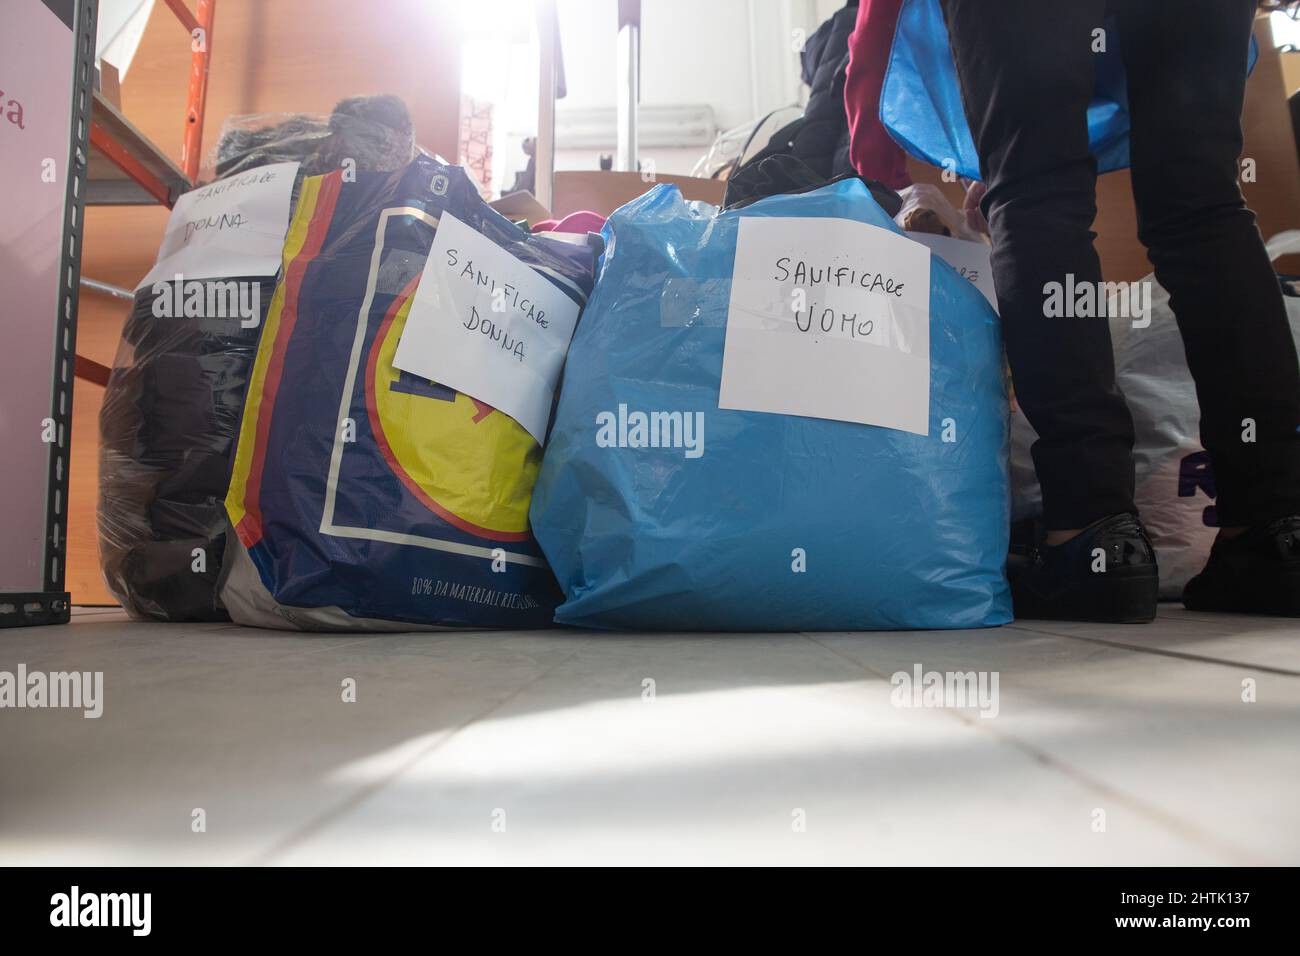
[1273,10,1300,49]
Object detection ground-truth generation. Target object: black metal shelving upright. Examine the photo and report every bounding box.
[1,0,97,628]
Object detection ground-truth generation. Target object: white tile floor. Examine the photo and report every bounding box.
[1,606,1296,865]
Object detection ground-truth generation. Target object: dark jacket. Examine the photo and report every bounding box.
[724,2,901,214]
[791,0,859,179]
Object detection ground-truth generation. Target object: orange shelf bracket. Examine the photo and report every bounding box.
[89,121,173,205]
[166,0,216,183]
[74,355,112,388]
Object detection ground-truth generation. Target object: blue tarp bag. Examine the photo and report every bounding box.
[881,0,1256,181]
[529,178,1012,631]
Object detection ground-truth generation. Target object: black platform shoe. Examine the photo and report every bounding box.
[1009,513,1158,623]
[1183,516,1300,617]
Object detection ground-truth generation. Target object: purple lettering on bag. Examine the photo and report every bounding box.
[1178,451,1218,527]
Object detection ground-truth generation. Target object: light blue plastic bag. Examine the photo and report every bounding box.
[529,178,1011,631]
[881,0,1255,181]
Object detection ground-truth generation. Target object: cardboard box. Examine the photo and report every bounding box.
[552,170,726,219]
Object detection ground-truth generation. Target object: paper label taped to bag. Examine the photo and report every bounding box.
[392,212,581,445]
[137,161,301,291]
[909,232,996,311]
[720,216,931,435]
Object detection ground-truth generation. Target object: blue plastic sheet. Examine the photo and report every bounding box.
[881,0,1255,181]
[530,178,1012,631]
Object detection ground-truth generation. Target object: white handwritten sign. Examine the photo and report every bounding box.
[719,216,931,435]
[392,212,581,445]
[136,161,301,291]
[908,232,996,311]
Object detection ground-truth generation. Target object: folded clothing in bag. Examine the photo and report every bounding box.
[99,97,418,622]
[222,156,598,630]
[99,277,276,621]
[529,178,1011,631]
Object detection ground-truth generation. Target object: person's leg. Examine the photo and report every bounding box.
[939,0,1156,621]
[1115,0,1300,529]
[940,0,1137,533]
[1115,0,1300,614]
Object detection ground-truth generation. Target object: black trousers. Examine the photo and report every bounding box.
[940,0,1300,529]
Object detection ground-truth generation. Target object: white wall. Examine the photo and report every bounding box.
[558,0,775,128]
[96,0,156,79]
[475,0,845,191]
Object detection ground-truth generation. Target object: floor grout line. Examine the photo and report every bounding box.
[1004,622,1300,677]
[1161,608,1300,628]
[245,639,596,865]
[2,627,448,721]
[799,631,1269,866]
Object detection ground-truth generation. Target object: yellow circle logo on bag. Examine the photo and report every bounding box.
[365,288,540,541]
